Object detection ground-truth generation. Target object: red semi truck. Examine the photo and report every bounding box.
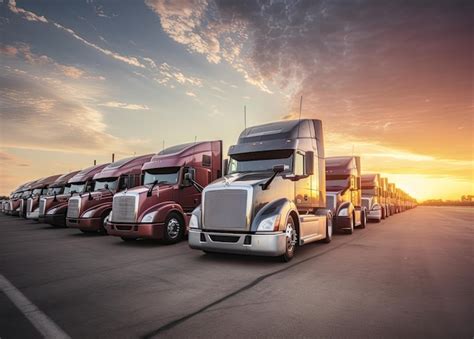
[388,183,397,215]
[25,174,63,220]
[66,154,153,234]
[40,164,109,226]
[106,141,223,243]
[325,156,367,234]
[361,173,384,222]
[18,180,40,218]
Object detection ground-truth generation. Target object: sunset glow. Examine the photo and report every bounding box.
[0,0,472,201]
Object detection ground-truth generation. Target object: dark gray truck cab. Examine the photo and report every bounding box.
[188,119,332,261]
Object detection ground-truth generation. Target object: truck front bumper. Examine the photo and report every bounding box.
[105,222,165,240]
[26,210,39,220]
[367,209,382,221]
[43,213,66,227]
[66,217,102,231]
[188,229,287,257]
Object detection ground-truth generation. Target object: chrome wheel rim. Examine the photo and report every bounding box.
[167,218,180,239]
[328,218,333,238]
[285,223,297,253]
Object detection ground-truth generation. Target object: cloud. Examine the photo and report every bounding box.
[185,91,196,97]
[155,62,202,87]
[150,0,472,160]
[145,0,272,93]
[7,0,145,68]
[0,151,30,167]
[0,71,144,155]
[99,101,150,110]
[8,0,47,23]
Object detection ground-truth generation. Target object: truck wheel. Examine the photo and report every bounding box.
[360,211,366,229]
[381,208,385,220]
[163,213,184,244]
[280,215,297,262]
[99,215,109,235]
[347,213,354,235]
[323,215,332,243]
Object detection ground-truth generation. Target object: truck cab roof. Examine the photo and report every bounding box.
[362,173,380,187]
[68,163,110,184]
[93,154,153,180]
[326,156,361,176]
[30,174,63,189]
[229,119,324,157]
[142,141,222,171]
[49,170,81,188]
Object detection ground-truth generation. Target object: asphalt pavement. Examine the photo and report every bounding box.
[0,206,472,338]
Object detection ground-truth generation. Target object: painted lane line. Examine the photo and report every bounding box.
[0,274,70,339]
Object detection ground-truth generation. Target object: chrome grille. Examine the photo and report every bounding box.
[362,198,371,210]
[203,189,248,231]
[67,197,80,218]
[111,195,137,223]
[326,195,336,210]
[20,200,24,214]
[27,198,33,213]
[39,198,46,216]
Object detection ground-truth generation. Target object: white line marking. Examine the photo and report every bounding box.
[0,274,70,339]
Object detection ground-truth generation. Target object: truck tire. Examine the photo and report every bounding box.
[323,215,332,243]
[347,213,355,235]
[163,212,184,244]
[280,215,297,262]
[360,211,366,229]
[99,215,109,235]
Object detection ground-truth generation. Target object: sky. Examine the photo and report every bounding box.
[0,0,472,201]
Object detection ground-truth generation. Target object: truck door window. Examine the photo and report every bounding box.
[295,152,305,176]
[202,155,211,167]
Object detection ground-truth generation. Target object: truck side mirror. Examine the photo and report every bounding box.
[182,168,195,187]
[357,177,361,189]
[305,151,314,175]
[272,164,288,173]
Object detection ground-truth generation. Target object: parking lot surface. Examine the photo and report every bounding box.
[0,206,472,338]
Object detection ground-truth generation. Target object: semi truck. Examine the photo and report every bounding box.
[361,173,384,222]
[106,141,223,243]
[3,184,27,215]
[380,177,390,217]
[66,154,153,234]
[325,156,367,233]
[189,119,332,262]
[25,174,63,220]
[388,183,397,215]
[18,180,38,217]
[40,164,109,227]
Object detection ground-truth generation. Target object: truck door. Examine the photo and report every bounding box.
[294,151,312,212]
[177,167,202,213]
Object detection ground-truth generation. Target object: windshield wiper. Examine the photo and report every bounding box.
[147,180,159,197]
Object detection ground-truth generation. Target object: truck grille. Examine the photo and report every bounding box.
[20,200,24,214]
[67,197,81,218]
[203,189,249,231]
[362,198,371,210]
[39,198,46,217]
[326,195,336,210]
[111,195,137,223]
[27,198,33,213]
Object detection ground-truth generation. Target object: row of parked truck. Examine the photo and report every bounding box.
[1,119,416,261]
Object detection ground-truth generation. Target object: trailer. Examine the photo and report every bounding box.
[361,173,384,222]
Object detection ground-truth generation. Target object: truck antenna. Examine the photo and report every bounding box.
[93,160,96,166]
[244,105,247,129]
[112,153,115,163]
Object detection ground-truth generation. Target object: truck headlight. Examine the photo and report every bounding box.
[82,209,96,218]
[47,207,57,215]
[189,214,199,229]
[142,211,156,223]
[338,208,348,217]
[257,215,280,232]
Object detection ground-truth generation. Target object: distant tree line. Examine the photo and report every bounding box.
[421,197,474,207]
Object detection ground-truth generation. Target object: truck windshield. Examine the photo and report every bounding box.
[69,183,86,194]
[327,175,350,190]
[144,167,180,185]
[94,178,118,192]
[32,189,42,196]
[228,150,293,174]
[47,187,63,196]
[21,191,31,198]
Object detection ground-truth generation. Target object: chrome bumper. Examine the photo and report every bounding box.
[188,229,287,256]
[26,210,39,220]
[367,209,382,220]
